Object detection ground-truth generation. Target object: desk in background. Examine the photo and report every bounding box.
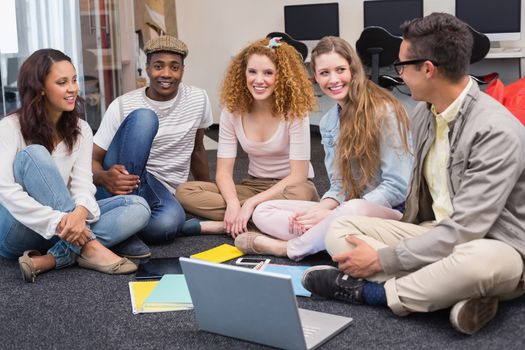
[470,48,525,85]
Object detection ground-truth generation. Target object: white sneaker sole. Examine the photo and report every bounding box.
[450,297,498,335]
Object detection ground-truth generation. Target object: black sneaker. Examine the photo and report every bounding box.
[449,297,498,335]
[301,265,365,304]
[112,235,151,259]
[179,218,201,236]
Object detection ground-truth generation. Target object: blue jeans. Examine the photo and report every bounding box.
[0,145,150,268]
[95,108,185,244]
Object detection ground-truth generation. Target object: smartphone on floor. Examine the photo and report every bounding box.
[235,257,271,267]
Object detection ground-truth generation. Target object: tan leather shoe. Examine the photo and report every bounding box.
[18,250,42,283]
[234,232,265,254]
[76,256,137,275]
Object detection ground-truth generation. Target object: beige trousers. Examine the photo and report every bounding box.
[325,216,525,316]
[175,177,320,221]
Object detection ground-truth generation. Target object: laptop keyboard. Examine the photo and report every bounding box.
[303,325,321,338]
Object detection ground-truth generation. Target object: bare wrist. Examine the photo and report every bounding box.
[225,198,240,207]
[243,198,256,208]
[92,170,106,186]
[73,206,89,220]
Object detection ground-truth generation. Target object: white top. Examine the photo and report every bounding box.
[94,84,213,194]
[0,115,100,239]
[217,109,314,179]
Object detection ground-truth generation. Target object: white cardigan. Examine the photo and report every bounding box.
[0,115,100,239]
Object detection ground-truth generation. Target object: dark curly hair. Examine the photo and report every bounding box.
[220,38,316,121]
[15,48,82,153]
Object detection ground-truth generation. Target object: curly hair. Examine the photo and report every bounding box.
[220,38,316,120]
[311,36,410,200]
[15,49,82,154]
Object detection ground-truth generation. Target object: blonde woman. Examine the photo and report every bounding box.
[238,36,412,260]
[176,37,319,237]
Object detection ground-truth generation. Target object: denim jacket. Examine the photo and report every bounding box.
[319,104,412,208]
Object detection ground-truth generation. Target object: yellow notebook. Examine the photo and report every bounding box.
[128,281,192,314]
[128,281,158,314]
[190,243,244,263]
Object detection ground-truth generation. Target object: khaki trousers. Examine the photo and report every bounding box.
[325,216,525,316]
[175,177,319,221]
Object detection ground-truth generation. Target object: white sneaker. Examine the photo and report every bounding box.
[449,297,498,335]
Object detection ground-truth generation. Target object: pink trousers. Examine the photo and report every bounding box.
[252,198,402,260]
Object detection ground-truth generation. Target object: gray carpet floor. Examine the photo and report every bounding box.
[1,130,524,349]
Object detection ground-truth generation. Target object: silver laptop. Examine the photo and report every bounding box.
[180,257,353,350]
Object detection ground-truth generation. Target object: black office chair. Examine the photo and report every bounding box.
[469,26,490,64]
[356,26,401,86]
[266,31,308,62]
[356,25,494,92]
[468,26,494,85]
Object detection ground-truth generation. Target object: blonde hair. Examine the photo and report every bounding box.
[220,38,316,120]
[311,36,410,200]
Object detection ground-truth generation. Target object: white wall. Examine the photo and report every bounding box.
[176,0,362,123]
[176,0,525,123]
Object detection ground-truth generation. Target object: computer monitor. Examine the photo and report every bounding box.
[363,0,423,37]
[455,0,521,42]
[284,3,339,40]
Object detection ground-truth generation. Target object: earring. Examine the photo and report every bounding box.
[41,91,44,96]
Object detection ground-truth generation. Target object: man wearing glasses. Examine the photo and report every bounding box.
[302,13,525,334]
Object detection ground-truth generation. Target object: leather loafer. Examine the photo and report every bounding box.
[234,232,265,254]
[77,256,137,275]
[18,250,42,283]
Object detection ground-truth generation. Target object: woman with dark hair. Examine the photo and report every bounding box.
[0,49,151,282]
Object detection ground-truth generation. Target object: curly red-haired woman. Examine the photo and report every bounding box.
[176,37,319,238]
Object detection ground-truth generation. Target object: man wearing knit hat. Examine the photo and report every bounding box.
[92,35,213,258]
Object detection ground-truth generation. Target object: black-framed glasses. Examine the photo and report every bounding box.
[393,59,439,75]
